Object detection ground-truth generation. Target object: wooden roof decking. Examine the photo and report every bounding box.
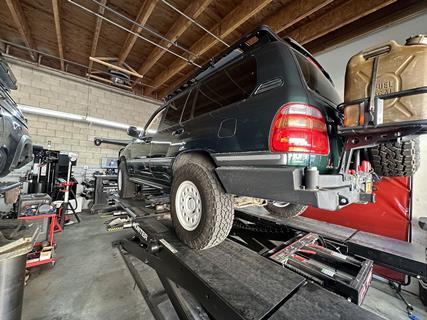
[0,0,425,100]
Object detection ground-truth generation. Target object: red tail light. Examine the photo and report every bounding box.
[269,103,329,155]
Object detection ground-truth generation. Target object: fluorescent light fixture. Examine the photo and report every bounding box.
[18,104,143,131]
[86,116,130,130]
[19,104,85,121]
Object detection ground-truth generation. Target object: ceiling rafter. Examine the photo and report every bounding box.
[117,0,159,66]
[286,0,397,45]
[144,0,274,96]
[156,0,334,98]
[307,0,427,54]
[136,0,213,77]
[51,0,64,70]
[157,0,398,98]
[264,0,334,34]
[88,0,107,73]
[5,0,37,61]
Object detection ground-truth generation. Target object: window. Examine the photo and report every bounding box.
[181,89,196,122]
[159,91,189,131]
[226,57,257,96]
[194,56,257,118]
[293,51,341,105]
[145,108,166,135]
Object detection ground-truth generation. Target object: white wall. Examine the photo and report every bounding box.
[314,12,427,293]
[7,57,160,167]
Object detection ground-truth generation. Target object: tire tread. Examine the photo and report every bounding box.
[369,138,420,177]
[172,159,234,250]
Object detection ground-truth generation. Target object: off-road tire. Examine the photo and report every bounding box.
[118,161,136,199]
[265,202,307,218]
[368,137,420,177]
[171,159,234,250]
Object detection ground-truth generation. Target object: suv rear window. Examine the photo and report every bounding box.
[293,51,341,105]
[194,56,257,118]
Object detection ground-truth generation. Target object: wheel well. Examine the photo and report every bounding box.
[118,156,127,168]
[172,151,217,172]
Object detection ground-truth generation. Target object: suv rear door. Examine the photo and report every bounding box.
[127,108,165,181]
[148,90,193,185]
[180,56,258,154]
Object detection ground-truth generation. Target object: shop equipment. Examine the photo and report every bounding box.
[107,196,427,320]
[0,219,39,320]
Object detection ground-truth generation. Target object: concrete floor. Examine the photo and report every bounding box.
[22,212,427,320]
[23,213,154,320]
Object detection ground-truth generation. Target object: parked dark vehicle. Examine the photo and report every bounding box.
[0,53,32,177]
[118,26,425,250]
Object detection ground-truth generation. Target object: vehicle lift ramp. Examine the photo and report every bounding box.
[111,198,426,320]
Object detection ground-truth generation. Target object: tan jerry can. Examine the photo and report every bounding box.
[344,35,427,127]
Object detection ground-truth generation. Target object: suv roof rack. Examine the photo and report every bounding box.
[165,25,333,101]
[165,25,280,101]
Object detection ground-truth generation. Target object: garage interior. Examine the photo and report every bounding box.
[0,0,427,319]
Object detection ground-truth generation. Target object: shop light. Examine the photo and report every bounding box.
[18,104,143,131]
[86,116,130,130]
[19,104,85,121]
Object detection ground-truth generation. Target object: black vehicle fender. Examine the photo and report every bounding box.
[117,147,125,163]
[172,151,216,172]
[172,150,229,192]
[118,155,127,167]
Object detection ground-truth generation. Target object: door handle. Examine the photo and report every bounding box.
[172,128,184,136]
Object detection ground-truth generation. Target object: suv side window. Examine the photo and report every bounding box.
[194,56,257,118]
[181,89,196,123]
[159,92,189,131]
[145,108,166,135]
[293,50,341,105]
[226,57,257,96]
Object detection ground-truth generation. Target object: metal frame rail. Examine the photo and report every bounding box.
[115,199,383,320]
[236,207,427,281]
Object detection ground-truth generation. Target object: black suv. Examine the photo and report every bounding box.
[0,53,32,177]
[118,27,419,250]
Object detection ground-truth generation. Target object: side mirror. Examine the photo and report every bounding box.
[127,126,141,138]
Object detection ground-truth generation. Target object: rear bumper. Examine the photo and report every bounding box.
[216,166,374,211]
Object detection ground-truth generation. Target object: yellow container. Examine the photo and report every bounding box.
[344,35,427,127]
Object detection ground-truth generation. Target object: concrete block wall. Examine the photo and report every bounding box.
[7,57,160,167]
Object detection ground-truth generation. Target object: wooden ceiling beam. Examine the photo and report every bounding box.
[51,0,64,70]
[136,0,213,77]
[88,0,107,72]
[263,0,334,34]
[117,0,159,66]
[156,0,334,98]
[305,0,427,54]
[286,0,396,45]
[5,0,36,61]
[145,0,273,96]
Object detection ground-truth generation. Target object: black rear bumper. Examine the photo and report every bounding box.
[216,166,373,211]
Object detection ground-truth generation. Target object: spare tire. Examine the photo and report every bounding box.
[368,137,420,177]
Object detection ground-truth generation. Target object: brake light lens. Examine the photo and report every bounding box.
[270,103,329,155]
